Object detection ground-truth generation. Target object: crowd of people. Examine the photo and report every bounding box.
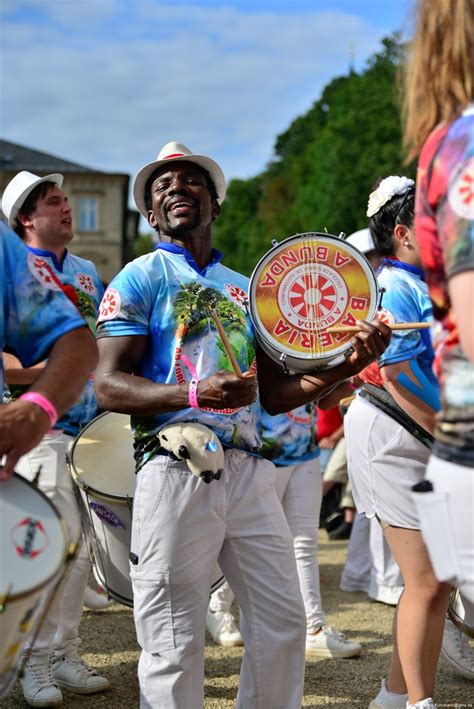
[0,0,472,707]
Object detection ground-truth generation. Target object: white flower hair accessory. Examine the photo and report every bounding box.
[366,176,415,218]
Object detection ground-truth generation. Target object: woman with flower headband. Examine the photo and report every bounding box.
[320,176,450,709]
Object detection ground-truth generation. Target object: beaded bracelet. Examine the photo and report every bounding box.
[19,392,58,427]
[188,379,200,409]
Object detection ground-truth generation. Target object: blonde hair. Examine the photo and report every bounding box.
[402,0,474,161]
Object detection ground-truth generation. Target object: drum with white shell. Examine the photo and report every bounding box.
[69,411,225,608]
[0,474,68,699]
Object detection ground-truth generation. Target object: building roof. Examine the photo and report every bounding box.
[0,139,98,174]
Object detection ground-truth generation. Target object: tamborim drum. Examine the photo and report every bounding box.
[0,474,68,699]
[248,232,379,372]
[69,412,225,608]
[448,588,474,639]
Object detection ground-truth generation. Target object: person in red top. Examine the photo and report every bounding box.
[403,0,474,622]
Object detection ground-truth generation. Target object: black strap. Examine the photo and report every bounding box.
[360,384,434,450]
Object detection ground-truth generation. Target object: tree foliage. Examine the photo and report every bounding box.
[214,35,416,276]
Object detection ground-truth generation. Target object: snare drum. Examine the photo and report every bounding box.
[69,412,225,608]
[248,232,379,372]
[0,474,68,699]
[448,588,474,639]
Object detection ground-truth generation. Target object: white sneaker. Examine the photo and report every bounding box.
[407,699,436,708]
[305,625,362,658]
[368,678,408,708]
[369,586,404,607]
[441,617,474,680]
[206,610,243,647]
[52,653,109,695]
[20,654,63,707]
[83,585,113,610]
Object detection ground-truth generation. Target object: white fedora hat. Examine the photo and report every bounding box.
[1,171,64,227]
[133,141,226,217]
[346,228,376,254]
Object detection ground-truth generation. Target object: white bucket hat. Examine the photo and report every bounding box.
[133,141,226,217]
[1,171,64,227]
[346,228,376,254]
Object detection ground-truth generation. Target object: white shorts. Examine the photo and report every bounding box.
[345,397,430,529]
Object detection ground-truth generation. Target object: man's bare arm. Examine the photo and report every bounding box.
[95,335,257,416]
[258,320,391,414]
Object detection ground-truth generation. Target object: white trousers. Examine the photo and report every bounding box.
[412,454,474,604]
[16,430,89,656]
[130,449,306,709]
[341,512,403,594]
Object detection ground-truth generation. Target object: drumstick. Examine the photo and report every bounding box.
[210,309,243,378]
[327,322,432,333]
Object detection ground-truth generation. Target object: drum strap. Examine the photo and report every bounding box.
[360,384,433,450]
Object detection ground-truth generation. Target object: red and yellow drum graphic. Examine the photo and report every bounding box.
[248,233,379,371]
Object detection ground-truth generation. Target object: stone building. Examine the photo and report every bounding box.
[0,139,139,284]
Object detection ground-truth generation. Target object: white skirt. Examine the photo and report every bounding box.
[344,396,430,529]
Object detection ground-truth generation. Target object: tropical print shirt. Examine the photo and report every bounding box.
[5,245,103,436]
[416,106,474,466]
[0,222,85,394]
[96,243,261,469]
[260,403,319,467]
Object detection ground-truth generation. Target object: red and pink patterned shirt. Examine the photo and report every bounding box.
[415,106,474,466]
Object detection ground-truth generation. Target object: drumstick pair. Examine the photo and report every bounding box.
[327,322,431,334]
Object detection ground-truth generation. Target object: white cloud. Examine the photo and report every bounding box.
[1,1,393,199]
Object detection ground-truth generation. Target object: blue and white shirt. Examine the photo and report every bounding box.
[4,242,103,436]
[260,404,319,467]
[376,258,438,393]
[0,222,86,394]
[96,243,261,467]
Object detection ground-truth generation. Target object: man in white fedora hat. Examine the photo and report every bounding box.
[1,172,109,706]
[94,141,391,708]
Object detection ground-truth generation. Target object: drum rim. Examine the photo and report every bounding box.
[1,474,69,603]
[69,410,135,502]
[248,232,379,364]
[447,588,474,639]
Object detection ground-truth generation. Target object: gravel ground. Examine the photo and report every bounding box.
[5,534,472,708]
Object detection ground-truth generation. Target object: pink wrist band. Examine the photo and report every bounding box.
[19,392,58,427]
[188,379,200,409]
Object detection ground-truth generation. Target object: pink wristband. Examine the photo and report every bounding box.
[188,379,200,409]
[20,392,58,427]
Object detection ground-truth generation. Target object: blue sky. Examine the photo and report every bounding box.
[1,1,413,199]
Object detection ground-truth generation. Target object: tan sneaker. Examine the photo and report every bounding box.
[52,653,109,695]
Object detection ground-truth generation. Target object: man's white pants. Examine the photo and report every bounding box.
[16,430,89,656]
[130,448,306,709]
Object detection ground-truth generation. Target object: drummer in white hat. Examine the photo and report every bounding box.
[1,171,109,706]
[94,140,392,708]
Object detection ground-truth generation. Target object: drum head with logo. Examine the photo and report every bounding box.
[0,475,67,598]
[70,412,135,500]
[249,233,379,370]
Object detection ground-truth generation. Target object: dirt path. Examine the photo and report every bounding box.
[4,535,471,708]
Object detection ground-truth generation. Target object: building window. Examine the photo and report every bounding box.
[79,198,99,231]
